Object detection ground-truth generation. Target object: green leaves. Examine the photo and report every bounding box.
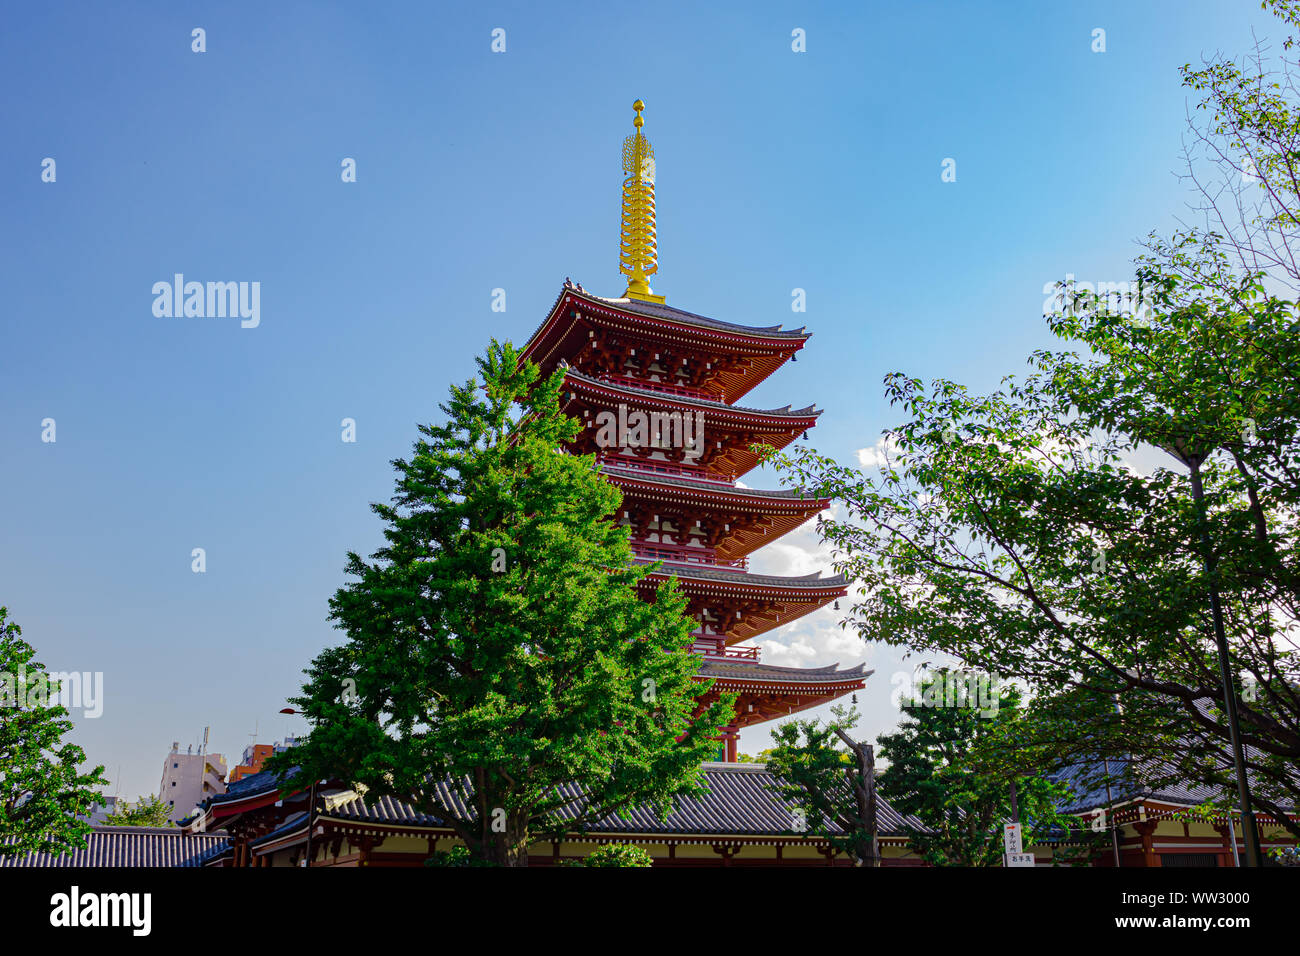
[270,340,734,865]
[102,793,174,828]
[767,231,1300,836]
[0,606,108,858]
[765,704,880,865]
[876,671,1076,867]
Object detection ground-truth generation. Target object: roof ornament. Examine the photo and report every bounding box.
[620,99,666,304]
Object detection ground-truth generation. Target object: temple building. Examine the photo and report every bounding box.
[18,102,1295,870]
[7,104,1299,871]
[520,100,868,760]
[156,100,888,867]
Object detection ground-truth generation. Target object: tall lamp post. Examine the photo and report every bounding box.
[1165,439,1262,867]
[279,707,316,868]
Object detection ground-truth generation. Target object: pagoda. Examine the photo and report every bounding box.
[520,101,868,761]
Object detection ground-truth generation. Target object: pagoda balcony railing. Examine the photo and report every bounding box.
[596,452,735,486]
[596,373,715,402]
[693,642,762,662]
[632,543,748,572]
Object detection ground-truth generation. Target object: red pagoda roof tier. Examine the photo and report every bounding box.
[601,463,829,561]
[513,276,867,754]
[697,661,871,728]
[563,368,819,481]
[522,286,811,402]
[637,563,848,643]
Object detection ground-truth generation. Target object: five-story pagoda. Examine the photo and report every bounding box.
[520,101,868,761]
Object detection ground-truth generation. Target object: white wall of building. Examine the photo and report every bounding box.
[158,741,227,824]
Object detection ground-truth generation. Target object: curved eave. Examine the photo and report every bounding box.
[522,288,811,401]
[699,675,869,694]
[638,565,848,642]
[564,372,818,480]
[698,664,870,727]
[717,682,867,727]
[601,465,827,509]
[603,468,829,559]
[202,789,285,821]
[639,565,849,595]
[185,773,309,835]
[698,662,873,684]
[563,368,820,422]
[250,813,312,856]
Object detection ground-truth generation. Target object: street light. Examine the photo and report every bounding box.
[279,707,316,869]
[1163,438,1262,867]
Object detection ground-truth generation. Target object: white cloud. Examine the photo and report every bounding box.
[856,435,899,470]
[731,502,921,757]
[747,505,865,670]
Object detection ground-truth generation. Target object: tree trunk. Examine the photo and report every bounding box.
[477,811,530,867]
[484,828,530,867]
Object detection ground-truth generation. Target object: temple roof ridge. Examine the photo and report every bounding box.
[638,561,849,589]
[589,291,809,338]
[246,764,925,839]
[562,365,821,418]
[700,659,873,681]
[526,283,813,348]
[597,463,825,501]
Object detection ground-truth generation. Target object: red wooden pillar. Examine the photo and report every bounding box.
[1134,821,1159,867]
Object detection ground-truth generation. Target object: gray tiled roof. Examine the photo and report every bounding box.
[526,285,811,346]
[564,367,819,418]
[317,763,924,838]
[0,827,228,867]
[1052,698,1298,815]
[640,562,849,590]
[587,293,811,340]
[599,464,812,500]
[206,766,297,805]
[699,660,871,684]
[1054,754,1297,815]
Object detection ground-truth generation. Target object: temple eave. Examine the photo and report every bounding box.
[521,288,812,403]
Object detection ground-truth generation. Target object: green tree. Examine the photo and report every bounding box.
[761,5,1300,829]
[424,845,495,867]
[572,843,654,867]
[876,670,1074,867]
[269,340,734,866]
[766,704,881,866]
[103,793,173,827]
[0,606,108,858]
[765,268,1300,836]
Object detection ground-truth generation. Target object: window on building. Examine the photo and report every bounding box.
[1160,853,1219,867]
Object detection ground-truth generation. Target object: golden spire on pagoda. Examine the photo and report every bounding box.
[619,99,665,304]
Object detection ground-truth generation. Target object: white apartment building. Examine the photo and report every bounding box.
[158,741,227,824]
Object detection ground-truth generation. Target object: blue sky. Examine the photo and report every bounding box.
[0,0,1281,799]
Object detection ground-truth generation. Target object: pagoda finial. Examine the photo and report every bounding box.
[620,99,665,304]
